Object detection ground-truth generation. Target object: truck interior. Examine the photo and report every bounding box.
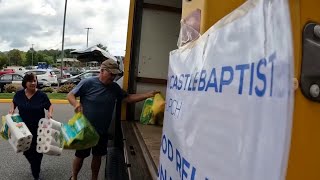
[113,0,183,179]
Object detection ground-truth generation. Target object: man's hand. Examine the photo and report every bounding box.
[124,90,161,103]
[74,103,83,113]
[146,90,160,98]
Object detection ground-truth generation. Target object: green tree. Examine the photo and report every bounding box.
[8,49,23,66]
[42,54,54,65]
[36,52,45,64]
[25,50,33,66]
[20,51,27,65]
[0,53,8,69]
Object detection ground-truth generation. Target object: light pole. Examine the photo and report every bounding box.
[85,27,92,47]
[61,0,68,78]
[31,44,34,66]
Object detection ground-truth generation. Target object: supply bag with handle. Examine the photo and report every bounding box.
[2,114,33,153]
[0,116,10,140]
[1,114,25,140]
[140,93,165,125]
[61,113,99,150]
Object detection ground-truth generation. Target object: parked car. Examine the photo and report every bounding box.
[51,69,72,79]
[0,69,15,76]
[59,70,100,85]
[0,73,50,92]
[26,69,58,85]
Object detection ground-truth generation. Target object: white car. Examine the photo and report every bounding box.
[26,69,58,85]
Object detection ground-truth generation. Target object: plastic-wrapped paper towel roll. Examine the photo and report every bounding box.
[8,123,33,146]
[6,115,32,140]
[9,135,23,146]
[5,114,22,129]
[41,118,62,130]
[45,136,60,147]
[36,145,43,153]
[24,138,32,147]
[42,144,62,156]
[37,128,45,136]
[37,136,46,145]
[9,139,23,153]
[44,128,60,137]
[9,130,25,144]
[38,118,46,127]
[9,136,30,153]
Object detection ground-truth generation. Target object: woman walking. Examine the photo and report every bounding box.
[9,73,53,180]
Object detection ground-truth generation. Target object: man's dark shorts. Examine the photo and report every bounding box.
[75,135,108,158]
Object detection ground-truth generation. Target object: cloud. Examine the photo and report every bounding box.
[0,0,130,55]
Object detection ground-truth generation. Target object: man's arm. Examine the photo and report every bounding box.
[123,90,160,103]
[67,92,82,112]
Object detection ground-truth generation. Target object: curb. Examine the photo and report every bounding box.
[0,99,70,104]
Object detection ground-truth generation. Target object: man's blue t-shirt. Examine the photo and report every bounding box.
[71,77,127,135]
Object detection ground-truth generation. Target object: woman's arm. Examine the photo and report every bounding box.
[8,102,16,114]
[47,104,53,119]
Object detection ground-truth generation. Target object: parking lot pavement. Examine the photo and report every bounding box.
[0,103,106,180]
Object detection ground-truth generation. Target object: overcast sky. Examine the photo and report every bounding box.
[0,0,130,56]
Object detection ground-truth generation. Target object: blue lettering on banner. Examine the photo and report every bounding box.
[219,66,234,93]
[166,98,182,118]
[169,52,277,97]
[235,64,249,94]
[198,70,207,91]
[255,58,267,97]
[205,68,218,92]
[160,134,211,180]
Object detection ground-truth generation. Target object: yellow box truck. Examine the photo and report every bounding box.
[120,1,320,179]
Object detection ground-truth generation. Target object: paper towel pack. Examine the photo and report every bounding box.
[36,118,63,156]
[5,114,33,153]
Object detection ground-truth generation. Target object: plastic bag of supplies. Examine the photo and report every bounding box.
[140,93,165,125]
[61,113,99,150]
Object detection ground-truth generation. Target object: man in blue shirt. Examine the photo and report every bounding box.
[67,58,159,180]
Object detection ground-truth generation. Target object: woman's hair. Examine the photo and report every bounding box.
[22,73,37,88]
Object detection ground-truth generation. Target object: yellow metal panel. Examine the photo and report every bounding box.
[122,0,136,120]
[182,0,320,179]
[182,0,246,34]
[287,1,320,180]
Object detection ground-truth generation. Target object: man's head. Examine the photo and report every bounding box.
[99,58,122,84]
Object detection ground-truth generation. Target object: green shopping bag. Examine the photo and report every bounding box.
[62,113,99,150]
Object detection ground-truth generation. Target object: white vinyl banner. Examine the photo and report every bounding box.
[158,0,294,180]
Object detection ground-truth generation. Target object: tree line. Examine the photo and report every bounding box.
[0,48,75,69]
[0,44,108,69]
